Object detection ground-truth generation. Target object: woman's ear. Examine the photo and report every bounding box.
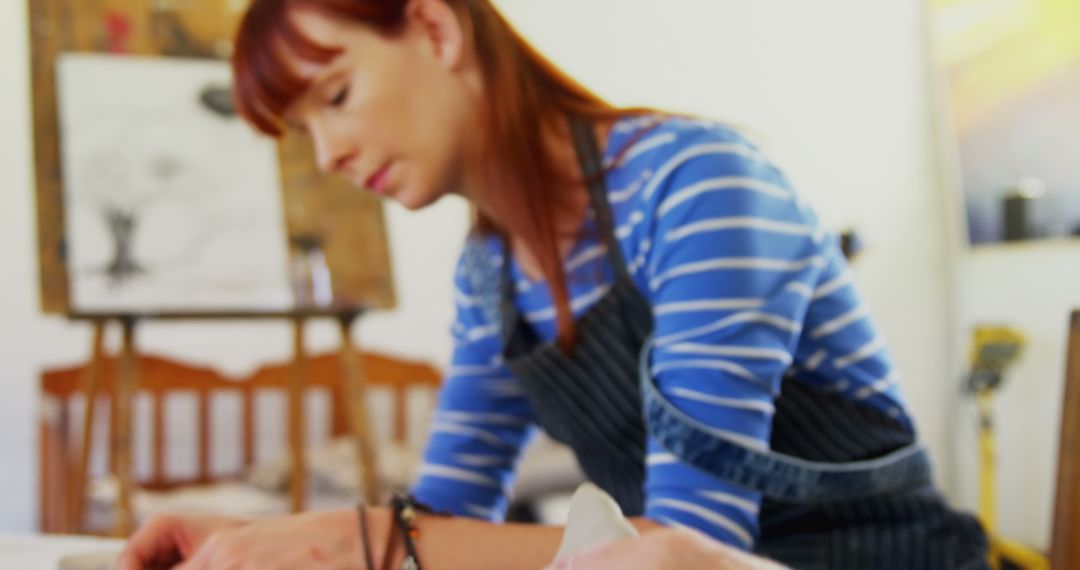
[404,0,468,70]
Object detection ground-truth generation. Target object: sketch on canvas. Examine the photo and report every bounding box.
[56,54,293,311]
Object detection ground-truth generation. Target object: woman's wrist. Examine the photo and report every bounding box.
[363,505,403,570]
[309,508,368,570]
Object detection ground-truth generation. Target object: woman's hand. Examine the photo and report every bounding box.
[116,508,373,570]
[116,514,250,569]
[543,527,787,570]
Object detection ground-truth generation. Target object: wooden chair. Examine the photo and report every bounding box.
[1051,310,1080,569]
[40,351,441,534]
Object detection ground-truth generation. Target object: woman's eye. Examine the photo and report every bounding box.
[329,85,349,107]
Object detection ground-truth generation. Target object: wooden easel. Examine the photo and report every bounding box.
[66,308,382,538]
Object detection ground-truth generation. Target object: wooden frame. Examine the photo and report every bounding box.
[1051,310,1080,569]
[40,348,441,535]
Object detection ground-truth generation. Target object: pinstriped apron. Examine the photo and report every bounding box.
[463,118,988,569]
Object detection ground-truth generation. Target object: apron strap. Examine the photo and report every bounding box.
[494,116,638,330]
[640,337,933,503]
[568,117,635,286]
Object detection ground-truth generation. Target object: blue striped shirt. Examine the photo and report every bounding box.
[412,115,912,549]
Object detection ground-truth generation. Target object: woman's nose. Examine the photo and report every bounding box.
[311,126,358,174]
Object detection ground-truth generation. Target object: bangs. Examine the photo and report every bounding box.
[232,0,342,136]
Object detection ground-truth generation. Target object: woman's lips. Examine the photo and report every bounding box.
[364,162,393,194]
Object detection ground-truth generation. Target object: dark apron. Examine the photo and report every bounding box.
[463,117,988,569]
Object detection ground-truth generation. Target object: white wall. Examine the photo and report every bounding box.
[948,243,1080,549]
[2,0,955,533]
[1,0,39,532]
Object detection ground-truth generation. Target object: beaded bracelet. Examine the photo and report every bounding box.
[390,494,425,570]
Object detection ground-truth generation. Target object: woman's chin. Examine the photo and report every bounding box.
[389,187,435,211]
[392,179,455,211]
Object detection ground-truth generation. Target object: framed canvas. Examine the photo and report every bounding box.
[927,0,1080,246]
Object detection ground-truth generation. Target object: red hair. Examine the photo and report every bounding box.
[233,0,651,351]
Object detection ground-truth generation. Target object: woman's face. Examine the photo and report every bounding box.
[283,2,482,210]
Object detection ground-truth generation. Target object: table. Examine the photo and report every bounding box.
[0,534,124,570]
[66,307,381,537]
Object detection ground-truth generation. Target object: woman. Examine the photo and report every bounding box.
[118,0,988,568]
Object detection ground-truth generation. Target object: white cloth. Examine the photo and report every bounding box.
[553,483,639,561]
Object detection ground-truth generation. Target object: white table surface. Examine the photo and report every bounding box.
[0,534,124,570]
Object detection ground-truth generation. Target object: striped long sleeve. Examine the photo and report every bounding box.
[634,124,823,548]
[411,259,536,521]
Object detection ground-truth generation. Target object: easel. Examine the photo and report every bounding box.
[66,308,382,538]
[27,0,396,538]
